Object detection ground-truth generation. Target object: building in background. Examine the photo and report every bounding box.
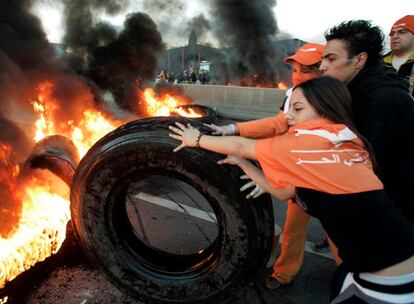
[156,31,305,86]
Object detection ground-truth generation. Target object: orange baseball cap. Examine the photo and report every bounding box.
[391,15,414,34]
[284,43,324,66]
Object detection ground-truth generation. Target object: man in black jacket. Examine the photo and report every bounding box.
[320,20,414,223]
[383,15,414,96]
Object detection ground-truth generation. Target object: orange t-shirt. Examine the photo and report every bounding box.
[255,119,383,194]
[237,111,288,138]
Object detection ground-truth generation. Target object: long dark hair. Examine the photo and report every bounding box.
[294,76,380,175]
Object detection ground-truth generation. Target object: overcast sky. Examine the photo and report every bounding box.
[275,0,413,45]
[33,0,413,48]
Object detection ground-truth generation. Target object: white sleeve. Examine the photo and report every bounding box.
[283,88,293,113]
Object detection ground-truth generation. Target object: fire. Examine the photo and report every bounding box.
[69,110,120,158]
[32,82,122,158]
[142,88,201,118]
[31,82,58,142]
[0,177,70,289]
[0,141,70,289]
[0,80,204,290]
[174,106,200,117]
[0,144,21,238]
[0,80,122,290]
[278,82,288,90]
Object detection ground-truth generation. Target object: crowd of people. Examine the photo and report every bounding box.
[169,15,414,304]
[158,66,211,85]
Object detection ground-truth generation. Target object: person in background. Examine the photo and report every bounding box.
[320,20,414,223]
[205,43,328,288]
[169,76,414,303]
[167,71,175,84]
[383,15,414,96]
[159,69,167,83]
[190,66,197,84]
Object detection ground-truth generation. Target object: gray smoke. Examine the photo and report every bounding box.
[143,0,185,13]
[141,0,188,46]
[211,0,280,84]
[187,14,211,42]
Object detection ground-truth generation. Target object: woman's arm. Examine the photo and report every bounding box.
[169,122,295,200]
[236,112,288,138]
[218,155,295,201]
[204,112,288,139]
[169,122,257,160]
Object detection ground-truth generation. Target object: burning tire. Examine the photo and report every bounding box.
[70,117,273,304]
[173,104,217,124]
[25,135,80,186]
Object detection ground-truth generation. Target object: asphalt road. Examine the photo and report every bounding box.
[2,116,337,304]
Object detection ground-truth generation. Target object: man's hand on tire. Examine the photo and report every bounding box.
[203,123,236,136]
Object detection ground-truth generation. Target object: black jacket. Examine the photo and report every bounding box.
[383,51,414,96]
[348,66,414,222]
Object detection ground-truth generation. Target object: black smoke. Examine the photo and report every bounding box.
[62,0,127,51]
[0,0,57,149]
[62,0,127,72]
[0,0,56,115]
[0,0,167,237]
[211,0,280,84]
[88,12,165,114]
[61,0,166,113]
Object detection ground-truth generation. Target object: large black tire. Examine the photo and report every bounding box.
[70,117,274,304]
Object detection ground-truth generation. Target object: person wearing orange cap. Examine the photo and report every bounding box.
[204,43,325,289]
[383,15,414,96]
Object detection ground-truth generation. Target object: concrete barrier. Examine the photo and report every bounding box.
[174,84,286,121]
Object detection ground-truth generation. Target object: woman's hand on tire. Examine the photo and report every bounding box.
[169,122,201,152]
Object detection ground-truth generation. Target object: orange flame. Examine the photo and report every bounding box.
[142,88,201,118]
[278,82,288,90]
[32,82,122,158]
[69,110,120,158]
[0,80,122,289]
[0,177,70,289]
[0,144,21,239]
[31,82,58,142]
[1,80,205,289]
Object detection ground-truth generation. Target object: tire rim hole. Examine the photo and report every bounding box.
[113,174,220,274]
